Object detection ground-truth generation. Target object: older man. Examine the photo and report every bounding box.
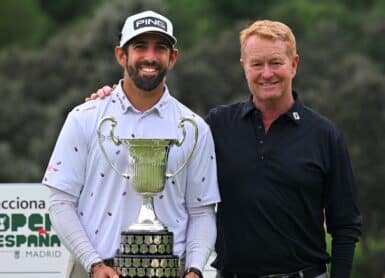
[206,19,361,278]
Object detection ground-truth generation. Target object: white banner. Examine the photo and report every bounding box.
[0,183,70,278]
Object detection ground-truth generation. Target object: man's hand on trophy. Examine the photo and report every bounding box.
[184,267,203,278]
[89,262,120,278]
[85,85,116,102]
[184,273,201,278]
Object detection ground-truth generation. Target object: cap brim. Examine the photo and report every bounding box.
[121,31,176,48]
[147,31,176,47]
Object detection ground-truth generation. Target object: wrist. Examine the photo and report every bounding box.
[88,261,105,277]
[184,267,203,278]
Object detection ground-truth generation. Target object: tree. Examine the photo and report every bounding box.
[39,0,104,24]
[0,0,52,49]
[170,22,248,115]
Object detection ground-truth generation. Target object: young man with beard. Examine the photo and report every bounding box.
[43,10,220,278]
[92,19,361,278]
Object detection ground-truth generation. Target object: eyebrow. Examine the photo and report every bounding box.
[248,54,285,61]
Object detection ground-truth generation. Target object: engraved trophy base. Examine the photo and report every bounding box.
[114,230,179,278]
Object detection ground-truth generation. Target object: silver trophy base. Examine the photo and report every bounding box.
[115,230,179,278]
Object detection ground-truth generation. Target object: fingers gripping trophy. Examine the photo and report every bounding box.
[97,116,198,278]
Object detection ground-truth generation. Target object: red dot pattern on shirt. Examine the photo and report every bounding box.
[82,106,96,112]
[45,123,218,241]
[47,165,60,172]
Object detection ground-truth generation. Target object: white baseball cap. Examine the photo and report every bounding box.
[119,10,177,47]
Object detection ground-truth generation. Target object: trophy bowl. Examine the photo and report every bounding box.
[125,138,176,196]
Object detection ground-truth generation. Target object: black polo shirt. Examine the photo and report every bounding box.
[205,92,361,277]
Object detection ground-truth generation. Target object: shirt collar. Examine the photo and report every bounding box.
[284,91,304,125]
[240,96,256,118]
[113,80,171,118]
[241,90,304,125]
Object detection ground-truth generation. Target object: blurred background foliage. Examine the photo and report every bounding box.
[0,0,384,276]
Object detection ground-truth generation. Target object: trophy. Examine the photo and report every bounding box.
[97,116,198,278]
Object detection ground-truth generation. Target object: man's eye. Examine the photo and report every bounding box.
[156,44,169,50]
[271,60,282,65]
[133,43,146,49]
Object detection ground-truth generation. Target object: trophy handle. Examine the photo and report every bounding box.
[97,116,130,179]
[166,117,198,179]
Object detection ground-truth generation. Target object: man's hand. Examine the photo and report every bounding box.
[90,262,119,278]
[85,85,115,102]
[184,272,201,278]
[183,267,203,278]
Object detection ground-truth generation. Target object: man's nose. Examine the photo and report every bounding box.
[143,47,158,62]
[261,64,274,78]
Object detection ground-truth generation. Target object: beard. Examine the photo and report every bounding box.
[126,60,167,92]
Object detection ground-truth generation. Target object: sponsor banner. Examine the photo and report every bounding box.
[0,183,69,277]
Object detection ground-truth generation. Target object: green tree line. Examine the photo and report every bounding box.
[0,0,384,276]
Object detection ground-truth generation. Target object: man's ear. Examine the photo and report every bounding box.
[168,48,179,69]
[115,46,127,67]
[291,54,299,78]
[240,57,247,78]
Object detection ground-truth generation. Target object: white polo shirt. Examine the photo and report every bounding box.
[42,81,220,259]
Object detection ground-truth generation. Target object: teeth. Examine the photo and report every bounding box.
[259,82,277,86]
[142,67,156,72]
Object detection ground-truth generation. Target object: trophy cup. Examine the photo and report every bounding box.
[97,116,198,278]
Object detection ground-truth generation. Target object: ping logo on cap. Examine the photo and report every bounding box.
[134,16,167,31]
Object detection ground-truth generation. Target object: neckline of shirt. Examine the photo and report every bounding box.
[114,80,171,118]
[241,91,304,125]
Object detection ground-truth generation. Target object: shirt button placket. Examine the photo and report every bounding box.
[258,139,264,160]
[254,120,265,162]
